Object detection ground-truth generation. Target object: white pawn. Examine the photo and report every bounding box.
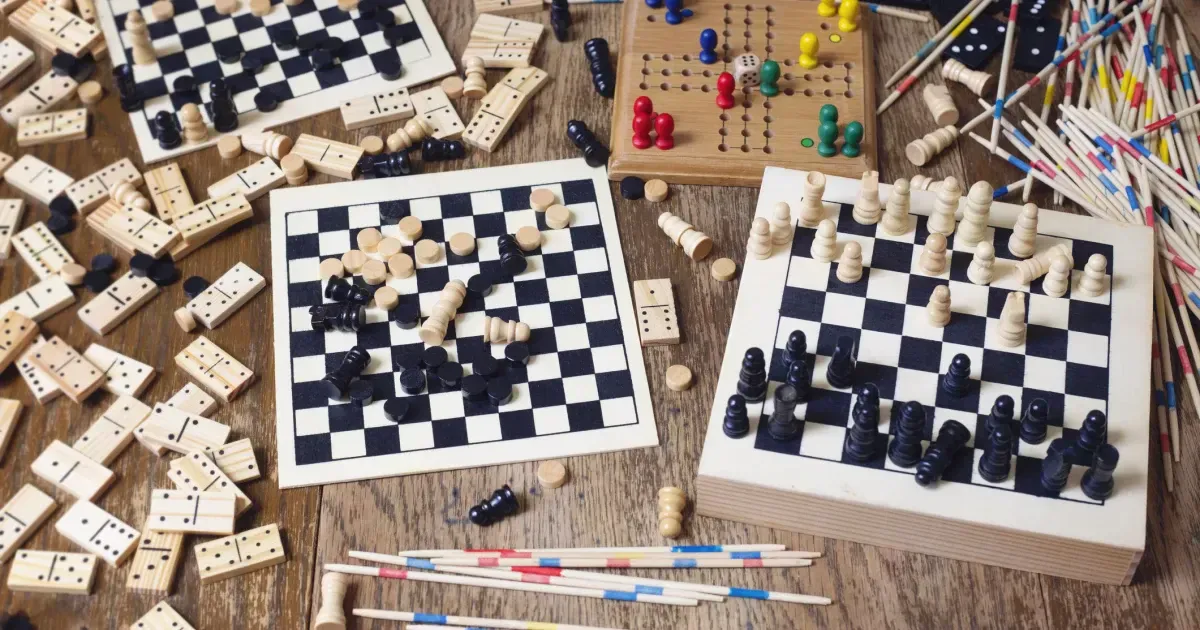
[109,181,152,212]
[747,217,772,259]
[1042,254,1071,297]
[957,181,992,247]
[920,232,948,274]
[927,285,951,327]
[126,10,156,66]
[769,202,793,246]
[852,170,881,225]
[881,178,911,236]
[798,171,826,227]
[997,292,1027,347]
[968,241,995,285]
[928,176,961,236]
[1008,203,1039,259]
[836,241,863,283]
[1077,253,1108,297]
[811,219,837,262]
[179,103,207,143]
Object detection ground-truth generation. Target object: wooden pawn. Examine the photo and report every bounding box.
[1042,254,1071,297]
[387,118,431,152]
[957,181,992,246]
[797,171,826,227]
[910,174,942,191]
[927,285,951,327]
[920,232,948,274]
[927,176,961,235]
[747,217,772,259]
[968,241,995,285]
[922,84,959,126]
[657,487,686,539]
[657,212,713,261]
[852,170,881,224]
[769,202,792,245]
[179,103,207,143]
[1007,203,1039,259]
[313,572,349,630]
[1015,243,1072,284]
[109,181,151,212]
[810,219,836,263]
[282,154,308,186]
[942,58,995,97]
[418,280,467,346]
[906,126,958,166]
[483,317,531,343]
[126,10,156,65]
[1077,253,1107,296]
[997,292,1026,347]
[463,56,487,99]
[241,131,293,160]
[881,178,911,236]
[836,241,863,283]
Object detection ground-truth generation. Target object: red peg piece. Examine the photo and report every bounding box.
[715,72,735,109]
[654,113,675,150]
[634,95,656,119]
[632,112,654,149]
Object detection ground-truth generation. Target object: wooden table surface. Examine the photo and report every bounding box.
[1,2,1198,629]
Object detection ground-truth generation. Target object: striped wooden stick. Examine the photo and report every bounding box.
[430,557,813,569]
[884,0,989,87]
[1151,327,1176,492]
[398,544,787,558]
[1021,8,1073,201]
[507,567,833,606]
[351,610,625,630]
[989,0,1022,149]
[967,132,1107,216]
[866,3,929,22]
[430,551,819,561]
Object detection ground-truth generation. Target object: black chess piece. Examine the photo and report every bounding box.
[254,91,280,112]
[1020,398,1049,444]
[723,394,749,438]
[978,422,1014,482]
[154,111,181,150]
[988,394,1015,434]
[1077,409,1108,455]
[310,49,336,72]
[941,353,971,397]
[497,234,527,276]
[320,345,370,400]
[207,79,239,133]
[360,151,414,178]
[53,51,94,83]
[914,419,970,486]
[421,138,467,161]
[825,335,856,389]
[461,374,489,402]
[1040,438,1072,493]
[845,384,880,462]
[566,120,610,167]
[550,0,571,42]
[785,359,809,403]
[468,485,520,526]
[437,362,463,388]
[766,384,800,440]
[488,378,514,406]
[378,54,404,81]
[400,368,426,395]
[888,400,926,468]
[505,342,530,367]
[1081,444,1119,500]
[310,303,365,332]
[325,276,372,305]
[583,38,615,98]
[113,64,143,112]
[782,330,807,369]
[736,348,767,402]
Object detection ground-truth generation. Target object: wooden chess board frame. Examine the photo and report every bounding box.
[608,0,878,187]
[696,168,1153,585]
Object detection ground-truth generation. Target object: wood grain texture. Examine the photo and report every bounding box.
[0,3,1198,629]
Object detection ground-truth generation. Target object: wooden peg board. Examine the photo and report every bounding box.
[0,276,75,323]
[194,523,285,584]
[185,262,267,329]
[0,484,55,564]
[54,500,139,567]
[31,440,115,501]
[0,398,21,462]
[7,550,97,594]
[132,601,195,630]
[136,404,230,455]
[82,344,156,398]
[125,524,184,594]
[144,163,194,223]
[609,0,878,186]
[28,335,105,403]
[72,395,152,465]
[16,108,88,147]
[175,336,255,403]
[146,489,236,535]
[0,310,39,374]
[168,451,252,515]
[206,438,261,483]
[64,157,143,216]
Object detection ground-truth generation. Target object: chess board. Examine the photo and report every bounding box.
[94,0,454,163]
[269,159,658,488]
[608,0,878,187]
[696,168,1153,585]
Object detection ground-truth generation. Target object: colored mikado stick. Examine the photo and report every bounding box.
[967,132,1106,216]
[505,567,834,606]
[1021,8,1073,201]
[1151,328,1176,492]
[989,0,1023,149]
[866,3,929,22]
[991,179,1030,198]
[884,0,989,88]
[1131,101,1200,138]
[324,564,700,607]
[432,551,820,561]
[397,544,788,558]
[430,556,813,569]
[350,610,627,630]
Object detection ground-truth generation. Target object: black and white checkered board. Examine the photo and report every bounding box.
[269,159,658,488]
[95,0,454,163]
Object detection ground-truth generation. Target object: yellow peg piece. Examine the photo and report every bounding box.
[817,0,836,17]
[799,32,820,70]
[838,0,859,32]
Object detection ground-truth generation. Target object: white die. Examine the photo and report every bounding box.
[734,54,761,87]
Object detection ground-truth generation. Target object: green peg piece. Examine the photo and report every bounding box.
[760,60,780,97]
[817,120,839,157]
[842,121,864,157]
[818,103,839,125]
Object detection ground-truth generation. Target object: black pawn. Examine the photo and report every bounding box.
[421,138,466,161]
[988,395,1015,434]
[736,348,767,402]
[825,335,856,389]
[487,378,513,406]
[1081,444,1119,500]
[1020,398,1049,444]
[154,111,181,150]
[566,120,610,167]
[325,276,372,305]
[888,400,926,468]
[583,38,615,98]
[550,0,571,42]
[914,420,970,486]
[207,79,239,133]
[766,384,800,441]
[977,423,1014,482]
[941,353,971,398]
[782,330,807,369]
[114,64,143,112]
[722,394,749,438]
[1077,410,1107,455]
[497,234,527,277]
[362,151,414,178]
[1040,438,1071,493]
[785,359,809,403]
[845,384,880,462]
[468,485,519,526]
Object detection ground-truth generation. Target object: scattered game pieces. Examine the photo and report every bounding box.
[195,524,286,584]
[584,38,614,98]
[217,136,243,160]
[942,58,994,96]
[0,398,20,461]
[537,461,569,489]
[0,485,55,565]
[469,485,520,526]
[146,489,236,535]
[657,487,686,538]
[54,500,139,567]
[175,336,255,403]
[633,279,680,346]
[0,37,34,89]
[7,550,97,595]
[711,257,737,282]
[657,211,712,260]
[0,276,75,322]
[2,69,79,127]
[132,602,195,630]
[32,440,115,502]
[463,66,550,152]
[645,179,669,202]
[82,344,155,398]
[666,365,693,392]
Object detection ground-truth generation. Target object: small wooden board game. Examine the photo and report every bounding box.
[609,0,878,187]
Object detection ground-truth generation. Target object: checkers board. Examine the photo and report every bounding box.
[94,0,454,163]
[270,159,658,488]
[696,167,1153,585]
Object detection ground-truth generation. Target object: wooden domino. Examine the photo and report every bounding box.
[169,451,252,516]
[206,438,260,483]
[85,199,133,254]
[170,193,253,260]
[340,88,415,130]
[136,404,231,456]
[0,311,39,374]
[72,395,151,465]
[0,37,34,89]
[195,524,285,584]
[8,1,100,56]
[82,344,156,397]
[16,338,61,403]
[463,13,543,68]
[146,489,236,535]
[185,262,266,329]
[64,157,142,215]
[7,550,97,594]
[411,87,465,140]
[462,66,549,152]
[0,150,11,177]
[0,485,55,564]
[3,155,74,206]
[125,523,185,594]
[0,0,23,15]
[166,382,217,417]
[31,440,116,501]
[54,500,139,567]
[632,279,680,346]
[0,276,75,322]
[12,221,75,279]
[76,0,95,20]
[77,270,160,335]
[28,335,105,402]
[475,0,543,16]
[206,156,286,202]
[289,134,364,180]
[0,398,20,462]
[104,206,181,257]
[16,108,88,147]
[175,337,255,403]
[145,163,194,223]
[0,198,23,258]
[132,601,195,630]
[1,70,78,127]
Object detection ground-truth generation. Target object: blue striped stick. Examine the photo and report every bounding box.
[351,609,624,630]
[504,566,833,606]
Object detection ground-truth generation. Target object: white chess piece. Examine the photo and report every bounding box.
[126,10,156,66]
[928,176,961,235]
[920,233,948,275]
[836,241,863,283]
[798,171,827,227]
[852,170,881,225]
[881,178,912,236]
[968,241,995,285]
[958,181,992,247]
[770,202,793,246]
[927,285,951,327]
[1042,254,1071,297]
[747,217,772,259]
[1008,203,1039,259]
[997,292,1027,347]
[1015,243,1072,283]
[811,219,837,262]
[1077,253,1108,297]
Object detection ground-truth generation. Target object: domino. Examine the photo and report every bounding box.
[17,338,61,403]
[206,156,286,202]
[0,485,55,565]
[169,451,252,516]
[474,0,543,16]
[290,134,364,180]
[125,523,185,594]
[411,87,465,140]
[16,108,88,147]
[0,69,78,126]
[0,398,22,462]
[12,221,75,279]
[463,13,543,68]
[195,524,286,584]
[0,276,74,323]
[132,602,195,630]
[0,198,23,258]
[340,88,415,130]
[145,163,194,223]
[76,0,95,20]
[0,0,23,15]
[185,262,266,329]
[166,382,218,417]
[85,199,134,255]
[8,1,101,57]
[72,395,152,465]
[632,279,680,346]
[136,403,230,455]
[206,438,260,483]
[462,66,549,152]
[104,206,181,257]
[7,550,97,594]
[64,157,142,215]
[0,37,34,89]
[54,500,138,567]
[0,151,10,177]
[77,270,160,335]
[82,344,156,397]
[175,337,255,403]
[170,193,253,260]
[3,155,74,206]
[0,310,39,374]
[31,440,116,501]
[146,489,236,535]
[28,335,105,402]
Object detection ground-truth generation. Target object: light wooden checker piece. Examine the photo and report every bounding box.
[146,489,236,535]
[463,13,543,68]
[0,485,55,564]
[175,336,255,403]
[82,343,156,397]
[0,398,21,464]
[608,0,878,186]
[16,108,89,147]
[169,451,252,515]
[54,500,139,567]
[7,1,100,57]
[695,168,1152,585]
[7,550,97,594]
[12,221,75,279]
[145,163,195,223]
[132,601,195,630]
[16,337,61,404]
[207,156,287,202]
[0,37,35,89]
[340,88,415,130]
[194,523,285,584]
[411,87,465,140]
[185,262,267,329]
[0,276,75,323]
[32,440,116,502]
[72,395,152,465]
[64,157,143,215]
[3,155,74,206]
[125,524,185,594]
[462,66,549,152]
[0,310,38,374]
[290,134,364,180]
[77,270,161,335]
[0,198,23,259]
[137,404,231,456]
[104,206,182,257]
[1,70,78,127]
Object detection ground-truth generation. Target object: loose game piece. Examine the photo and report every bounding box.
[16,339,62,404]
[104,206,181,257]
[63,157,142,215]
[136,404,231,455]
[475,0,541,16]
[206,157,287,202]
[290,135,364,180]
[184,262,267,329]
[0,399,19,461]
[1,70,78,127]
[4,156,74,206]
[537,460,568,489]
[54,500,138,567]
[126,524,185,594]
[633,279,680,346]
[657,486,686,538]
[711,257,737,282]
[82,344,155,397]
[169,451,252,516]
[463,66,550,152]
[0,485,55,564]
[16,108,89,147]
[657,211,712,261]
[942,58,993,96]
[171,193,254,260]
[0,152,8,178]
[79,80,104,105]
[8,2,100,57]
[241,131,293,160]
[0,37,34,89]
[0,276,75,323]
[206,437,261,483]
[72,395,152,465]
[175,337,255,403]
[411,87,465,140]
[463,13,544,68]
[747,217,772,259]
[468,485,520,526]
[132,602,195,630]
[0,198,23,258]
[28,336,104,403]
[144,164,194,223]
[217,136,243,159]
[7,550,96,594]
[922,84,958,126]
[31,440,115,501]
[146,489,236,535]
[195,524,286,583]
[666,364,693,392]
[77,270,160,335]
[341,88,415,130]
[0,311,38,374]
[12,222,75,279]
[165,382,218,417]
